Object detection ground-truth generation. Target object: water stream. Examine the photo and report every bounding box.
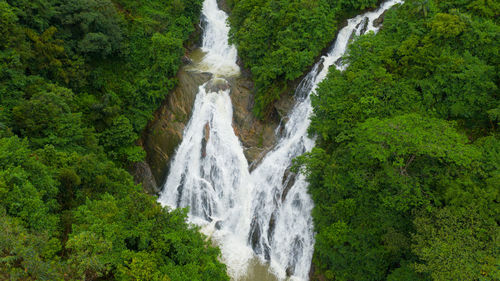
[158,0,402,280]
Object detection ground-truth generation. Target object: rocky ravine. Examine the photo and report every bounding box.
[132,53,295,195]
[130,3,389,196]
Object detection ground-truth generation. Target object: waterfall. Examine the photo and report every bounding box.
[158,0,402,280]
[248,1,402,279]
[159,0,253,278]
[198,0,239,76]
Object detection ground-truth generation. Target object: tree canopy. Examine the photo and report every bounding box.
[299,0,499,279]
[0,0,229,280]
[228,0,381,118]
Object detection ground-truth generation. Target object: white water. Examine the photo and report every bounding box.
[198,0,240,76]
[159,0,402,280]
[247,1,402,279]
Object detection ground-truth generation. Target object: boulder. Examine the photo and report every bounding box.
[359,17,369,35]
[205,78,230,92]
[181,55,193,65]
[373,10,387,27]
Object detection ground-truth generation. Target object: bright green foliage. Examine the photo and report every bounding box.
[228,0,379,117]
[413,206,498,281]
[301,0,499,280]
[0,0,229,280]
[301,115,492,280]
[67,194,228,280]
[0,137,58,232]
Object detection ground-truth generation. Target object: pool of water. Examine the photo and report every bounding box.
[238,258,280,281]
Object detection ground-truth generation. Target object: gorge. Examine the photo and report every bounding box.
[0,0,497,279]
[156,0,402,279]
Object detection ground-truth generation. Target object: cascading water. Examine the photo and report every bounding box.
[197,0,239,76]
[159,0,254,278]
[158,0,402,280]
[248,1,402,279]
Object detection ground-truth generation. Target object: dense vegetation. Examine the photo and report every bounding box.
[300,0,499,280]
[228,0,381,117]
[0,0,230,280]
[2,0,499,279]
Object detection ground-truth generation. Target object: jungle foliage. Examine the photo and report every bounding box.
[228,0,380,118]
[0,0,229,280]
[299,0,499,280]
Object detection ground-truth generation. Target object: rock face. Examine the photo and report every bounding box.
[230,75,280,168]
[139,67,211,189]
[133,0,297,192]
[134,57,296,194]
[206,78,230,92]
[373,10,387,27]
[216,0,230,14]
[132,161,159,195]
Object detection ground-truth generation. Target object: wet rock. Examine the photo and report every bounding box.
[350,17,369,43]
[264,244,271,261]
[286,266,294,277]
[236,55,253,78]
[316,57,325,75]
[238,76,253,89]
[373,10,387,27]
[274,91,296,121]
[281,166,297,202]
[215,220,223,230]
[245,147,268,170]
[335,57,344,68]
[229,75,283,165]
[142,67,211,186]
[205,78,230,92]
[348,29,356,44]
[205,214,213,222]
[176,175,186,207]
[131,161,159,195]
[140,47,294,186]
[268,212,276,242]
[249,217,262,253]
[216,0,230,14]
[201,122,210,158]
[181,55,193,65]
[359,17,369,35]
[309,262,323,281]
[204,123,210,143]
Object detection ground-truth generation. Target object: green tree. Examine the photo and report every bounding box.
[12,84,87,150]
[55,0,123,57]
[413,207,499,280]
[305,1,499,279]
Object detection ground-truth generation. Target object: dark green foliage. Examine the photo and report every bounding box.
[302,0,499,280]
[0,0,229,280]
[0,210,66,280]
[4,0,203,160]
[12,84,88,150]
[229,0,379,117]
[55,0,124,57]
